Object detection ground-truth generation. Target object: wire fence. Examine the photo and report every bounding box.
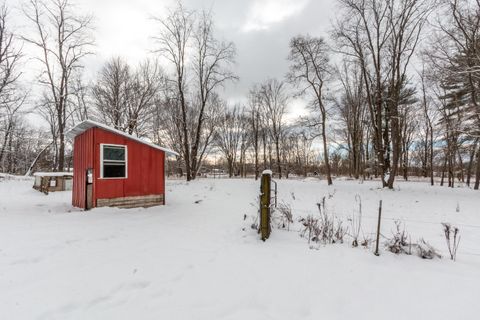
[280,206,480,257]
[290,207,480,229]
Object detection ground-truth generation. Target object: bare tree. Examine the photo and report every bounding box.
[419,66,436,185]
[214,104,243,177]
[0,3,26,169]
[153,1,193,179]
[153,1,237,180]
[189,10,237,179]
[335,61,368,179]
[69,73,90,125]
[126,59,164,136]
[384,0,432,188]
[23,0,94,171]
[334,0,433,188]
[334,0,390,186]
[152,85,183,153]
[257,79,288,179]
[92,57,164,136]
[425,0,480,189]
[237,112,251,178]
[1,119,41,174]
[288,34,333,184]
[92,57,130,130]
[399,98,419,180]
[247,86,264,179]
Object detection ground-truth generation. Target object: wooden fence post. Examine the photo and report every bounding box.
[259,170,272,241]
[374,200,383,256]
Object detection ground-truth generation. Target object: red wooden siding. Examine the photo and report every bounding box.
[72,127,165,209]
[72,128,94,208]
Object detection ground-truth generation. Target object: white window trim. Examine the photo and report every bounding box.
[100,143,128,179]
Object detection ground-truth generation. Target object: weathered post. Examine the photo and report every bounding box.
[259,170,272,241]
[374,200,383,256]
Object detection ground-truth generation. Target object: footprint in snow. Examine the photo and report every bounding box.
[194,199,202,204]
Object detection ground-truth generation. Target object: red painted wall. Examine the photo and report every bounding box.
[72,127,165,208]
[72,128,94,208]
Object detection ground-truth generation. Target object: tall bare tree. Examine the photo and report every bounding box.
[92,57,164,136]
[153,1,236,180]
[288,35,333,184]
[258,79,288,179]
[69,73,90,125]
[426,0,480,189]
[215,104,244,177]
[23,0,94,171]
[334,0,433,188]
[419,66,436,185]
[247,86,264,180]
[92,57,130,130]
[335,61,368,179]
[0,3,26,169]
[237,111,251,178]
[126,59,164,136]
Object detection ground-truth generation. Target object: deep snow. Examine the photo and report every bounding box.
[0,176,479,320]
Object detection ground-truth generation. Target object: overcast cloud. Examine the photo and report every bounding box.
[10,0,337,117]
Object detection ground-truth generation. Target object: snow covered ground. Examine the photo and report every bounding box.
[1,176,479,320]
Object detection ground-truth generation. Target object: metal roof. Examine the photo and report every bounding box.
[66,120,179,156]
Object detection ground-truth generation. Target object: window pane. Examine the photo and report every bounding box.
[103,163,126,178]
[103,146,125,161]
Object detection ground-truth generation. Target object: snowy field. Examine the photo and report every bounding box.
[1,176,479,320]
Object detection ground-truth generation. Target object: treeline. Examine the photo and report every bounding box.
[0,0,479,190]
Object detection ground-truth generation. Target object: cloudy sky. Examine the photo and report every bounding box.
[11,0,337,117]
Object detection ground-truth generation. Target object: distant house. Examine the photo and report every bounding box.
[67,120,178,210]
[33,172,73,193]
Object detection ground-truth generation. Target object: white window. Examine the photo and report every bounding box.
[100,144,127,178]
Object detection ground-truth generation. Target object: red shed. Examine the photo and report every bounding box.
[67,120,178,209]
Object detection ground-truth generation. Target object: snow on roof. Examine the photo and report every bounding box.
[33,172,73,177]
[66,120,179,156]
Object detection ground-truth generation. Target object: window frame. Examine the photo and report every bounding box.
[100,143,128,179]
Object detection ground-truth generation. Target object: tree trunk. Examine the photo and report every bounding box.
[239,151,245,178]
[387,104,400,189]
[268,144,273,172]
[254,140,259,180]
[58,130,65,171]
[474,148,480,190]
[441,155,447,186]
[253,112,260,180]
[262,131,267,170]
[457,149,465,183]
[423,129,429,178]
[321,114,332,185]
[179,77,191,181]
[0,120,14,167]
[228,157,234,178]
[275,138,282,179]
[466,140,478,187]
[429,124,434,186]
